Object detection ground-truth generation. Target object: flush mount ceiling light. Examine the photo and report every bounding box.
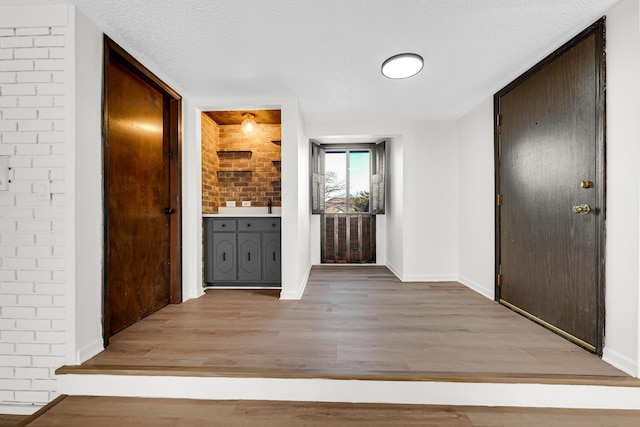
[381,53,424,79]
[241,113,257,135]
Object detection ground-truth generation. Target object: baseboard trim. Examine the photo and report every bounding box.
[280,265,311,300]
[401,274,458,282]
[77,338,104,364]
[457,275,494,300]
[0,403,44,416]
[603,347,638,377]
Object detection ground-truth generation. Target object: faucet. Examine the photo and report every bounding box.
[267,198,272,214]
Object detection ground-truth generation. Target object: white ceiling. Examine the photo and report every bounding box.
[2,0,621,122]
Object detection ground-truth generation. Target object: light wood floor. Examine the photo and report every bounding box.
[65,265,626,381]
[18,396,640,427]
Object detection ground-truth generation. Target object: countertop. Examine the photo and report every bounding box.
[203,214,281,218]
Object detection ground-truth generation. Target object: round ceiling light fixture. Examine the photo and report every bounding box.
[381,53,424,79]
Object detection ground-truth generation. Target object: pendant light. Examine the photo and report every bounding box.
[241,113,257,135]
[381,53,424,79]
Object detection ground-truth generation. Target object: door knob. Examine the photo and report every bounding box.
[572,204,591,214]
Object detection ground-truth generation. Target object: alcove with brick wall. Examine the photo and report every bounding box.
[201,112,281,214]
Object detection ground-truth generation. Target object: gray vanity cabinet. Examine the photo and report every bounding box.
[204,217,281,286]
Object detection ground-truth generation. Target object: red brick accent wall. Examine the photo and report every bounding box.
[201,113,220,214]
[201,120,281,213]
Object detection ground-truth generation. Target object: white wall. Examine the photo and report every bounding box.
[456,99,495,299]
[601,0,640,376]
[0,5,72,413]
[68,5,103,368]
[401,121,458,281]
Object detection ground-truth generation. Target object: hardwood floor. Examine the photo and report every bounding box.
[37,266,640,423]
[64,266,626,380]
[21,396,640,426]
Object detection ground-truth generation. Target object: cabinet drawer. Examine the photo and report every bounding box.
[212,219,236,231]
[238,218,281,231]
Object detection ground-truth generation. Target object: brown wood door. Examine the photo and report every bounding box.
[104,38,182,339]
[495,21,605,353]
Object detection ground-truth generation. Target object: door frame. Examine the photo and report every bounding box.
[493,19,606,354]
[102,36,182,345]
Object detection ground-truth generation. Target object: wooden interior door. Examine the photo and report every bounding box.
[495,20,605,353]
[104,38,182,340]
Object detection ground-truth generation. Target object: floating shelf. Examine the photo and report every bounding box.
[217,170,252,175]
[271,140,281,145]
[217,150,252,158]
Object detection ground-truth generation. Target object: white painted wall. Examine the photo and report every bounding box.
[456,99,495,299]
[402,121,458,281]
[0,5,72,413]
[601,0,640,376]
[68,5,103,368]
[386,135,404,276]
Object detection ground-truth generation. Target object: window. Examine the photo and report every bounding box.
[325,150,371,213]
[311,140,385,215]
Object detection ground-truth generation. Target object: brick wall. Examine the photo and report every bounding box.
[0,23,67,408]
[201,113,219,214]
[202,122,281,212]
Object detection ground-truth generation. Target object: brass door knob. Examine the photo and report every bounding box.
[572,204,591,214]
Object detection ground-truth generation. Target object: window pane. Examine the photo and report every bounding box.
[325,152,347,213]
[349,150,370,213]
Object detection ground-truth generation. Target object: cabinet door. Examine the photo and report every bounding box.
[204,219,215,283]
[262,232,281,282]
[212,233,236,282]
[238,233,261,281]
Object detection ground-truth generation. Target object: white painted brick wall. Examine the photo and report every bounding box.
[0,24,67,409]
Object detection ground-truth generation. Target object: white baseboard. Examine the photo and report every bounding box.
[77,338,104,364]
[280,265,311,300]
[603,347,638,377]
[401,274,458,282]
[457,275,494,300]
[385,262,402,280]
[0,403,43,415]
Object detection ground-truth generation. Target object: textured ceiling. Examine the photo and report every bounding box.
[1,0,621,122]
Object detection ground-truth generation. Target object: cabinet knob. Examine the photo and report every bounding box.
[222,224,226,227]
[272,223,276,227]
[247,223,251,227]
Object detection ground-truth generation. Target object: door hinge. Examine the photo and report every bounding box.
[497,194,503,206]
[496,114,502,127]
[497,273,503,287]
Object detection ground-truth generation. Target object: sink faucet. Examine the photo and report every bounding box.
[267,198,272,214]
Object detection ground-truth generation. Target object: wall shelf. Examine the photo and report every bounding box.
[271,140,281,145]
[217,150,252,158]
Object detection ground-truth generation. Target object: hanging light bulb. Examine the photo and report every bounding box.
[241,113,257,135]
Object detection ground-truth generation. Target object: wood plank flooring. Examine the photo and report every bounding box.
[20,396,640,427]
[66,266,626,380]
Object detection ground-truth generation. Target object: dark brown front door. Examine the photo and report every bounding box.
[495,21,605,353]
[104,38,182,339]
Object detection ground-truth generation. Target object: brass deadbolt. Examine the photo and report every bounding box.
[580,180,592,188]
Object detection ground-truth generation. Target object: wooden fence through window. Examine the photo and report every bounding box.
[322,214,375,263]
